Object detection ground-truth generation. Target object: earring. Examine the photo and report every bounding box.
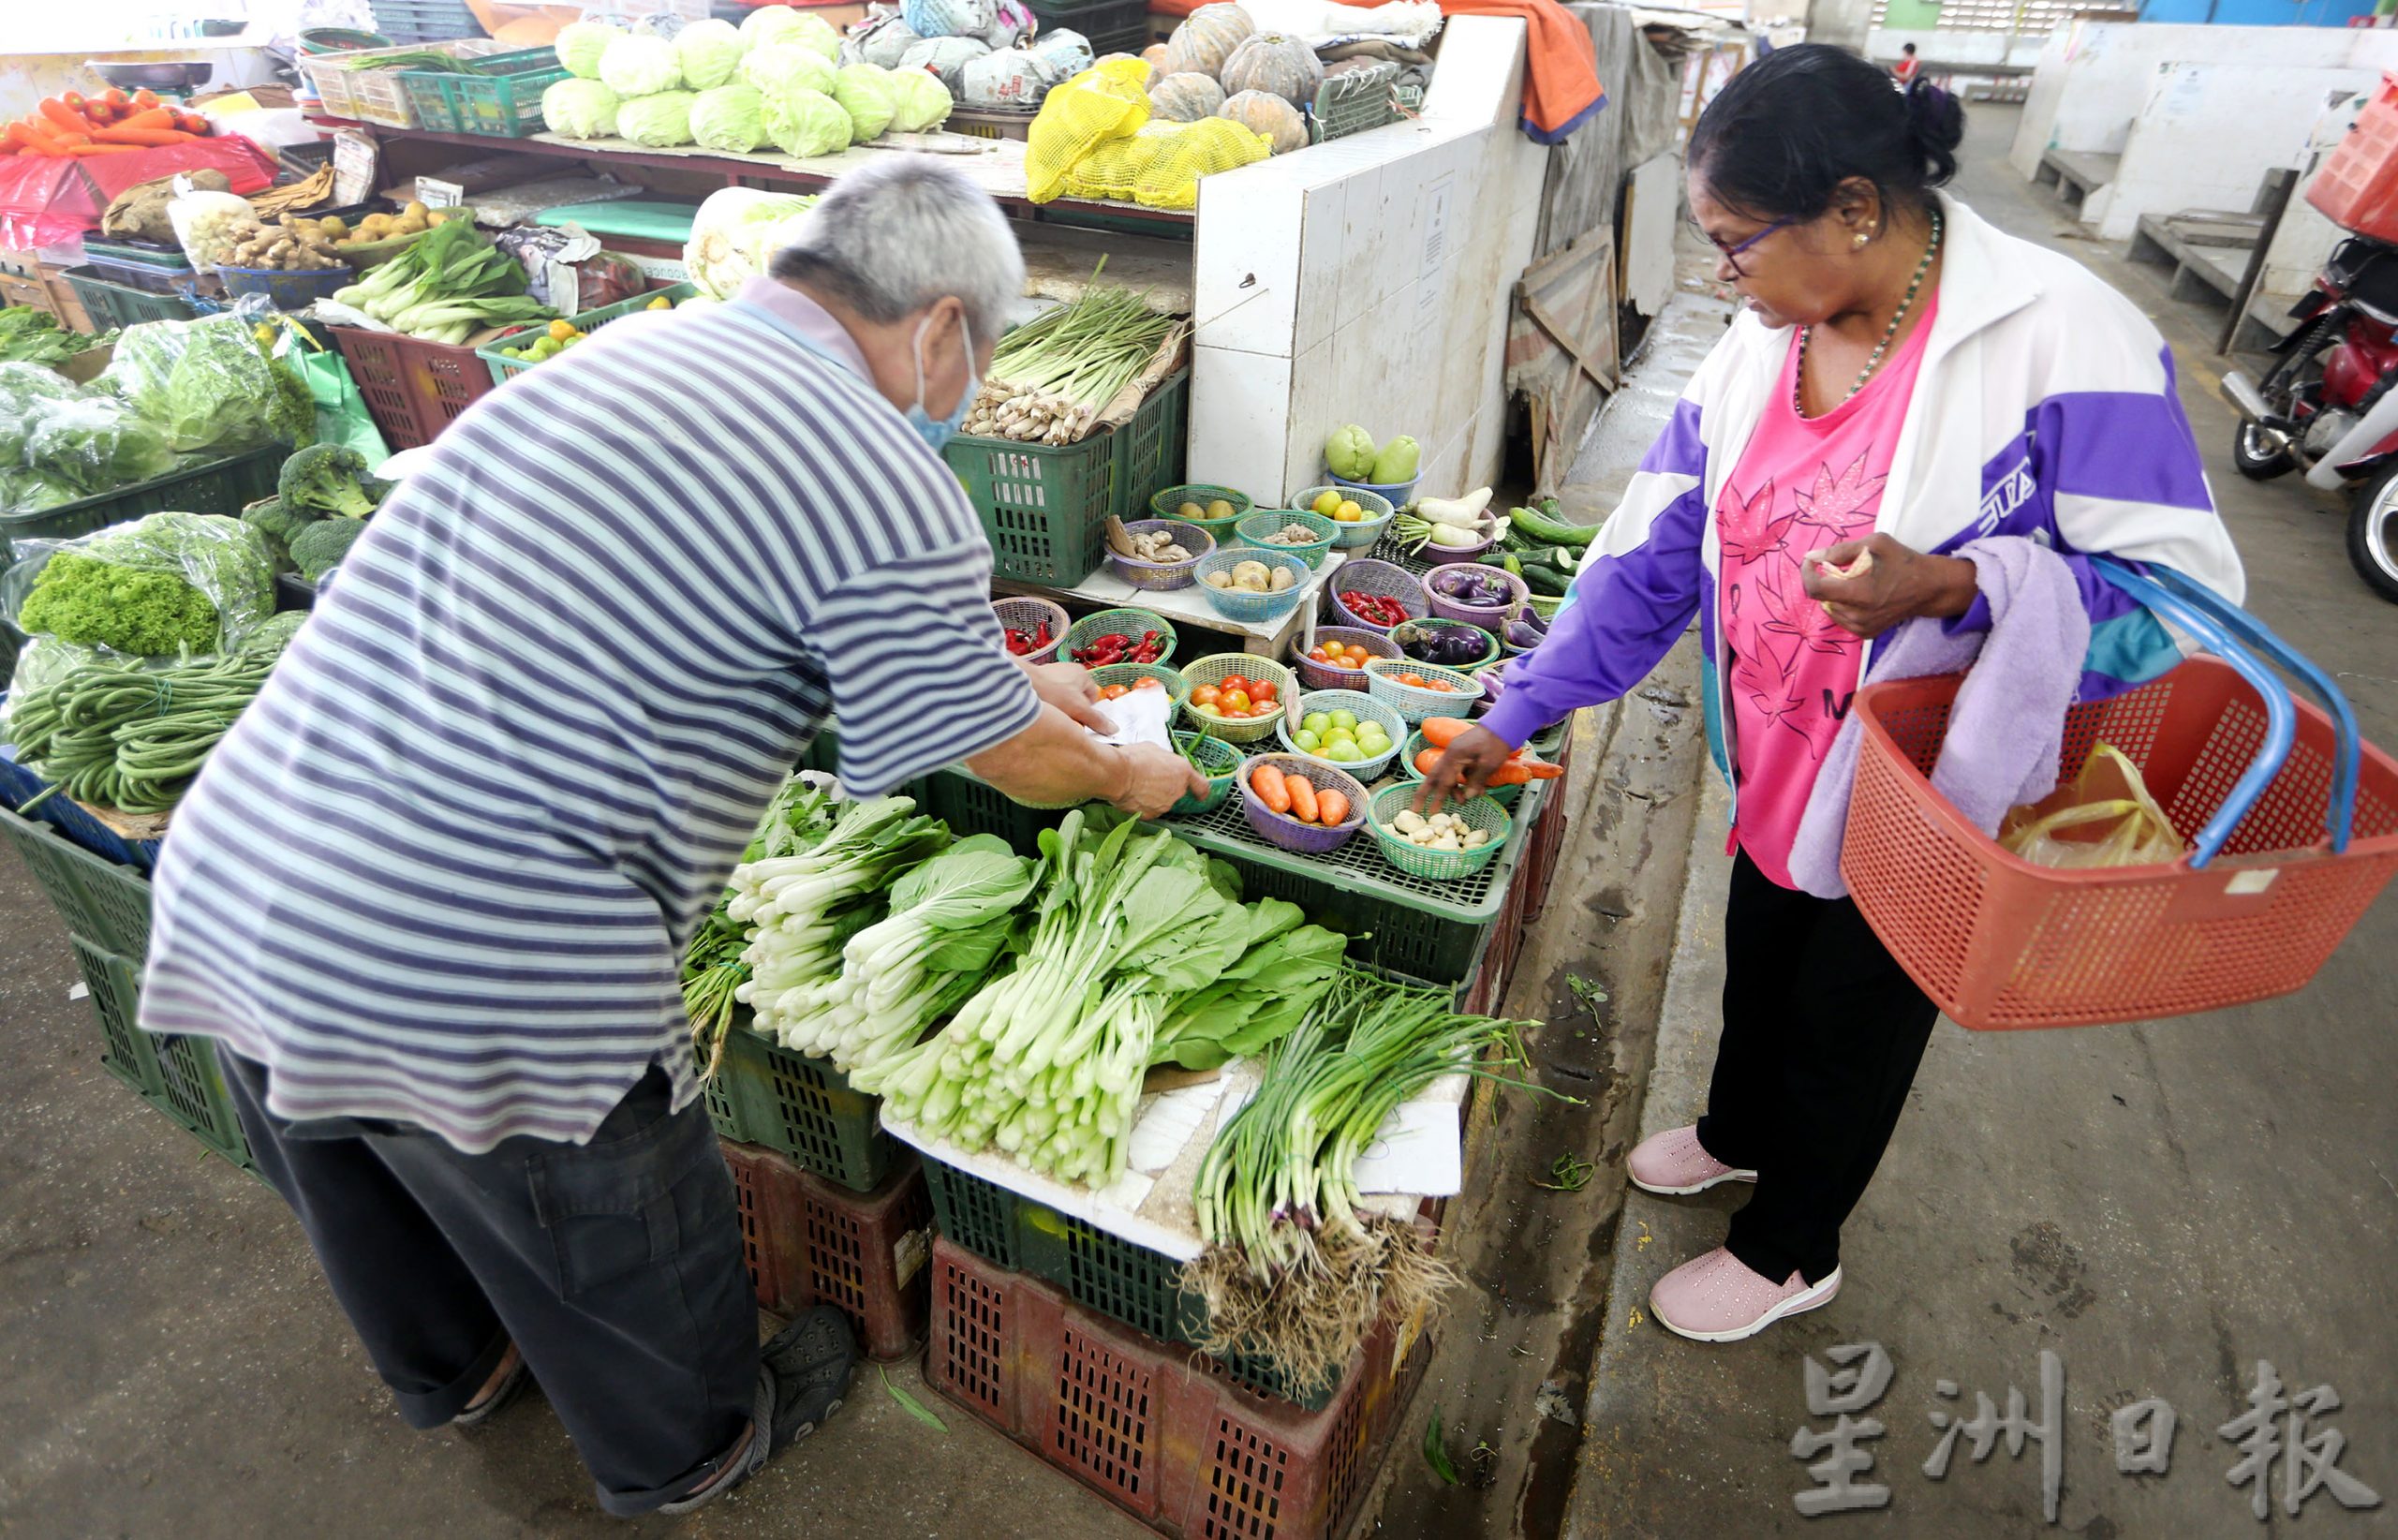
[1853,231,1871,248]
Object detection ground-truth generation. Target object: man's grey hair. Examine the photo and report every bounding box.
[769,155,1024,346]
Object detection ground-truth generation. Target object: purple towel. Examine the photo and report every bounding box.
[1784,538,2091,899]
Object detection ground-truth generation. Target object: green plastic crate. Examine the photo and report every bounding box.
[68,936,155,1094]
[477,281,697,387]
[921,1155,1338,1409]
[691,1035,749,1142]
[943,367,1189,585]
[400,47,567,137]
[706,1022,896,1192]
[0,805,150,960]
[0,444,284,560]
[67,937,255,1170]
[57,267,201,331]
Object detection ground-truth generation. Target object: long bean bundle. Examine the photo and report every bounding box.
[962,271,1184,447]
[1183,970,1546,1396]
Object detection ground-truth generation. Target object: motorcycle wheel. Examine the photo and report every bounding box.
[2346,465,2398,603]
[2233,419,2296,481]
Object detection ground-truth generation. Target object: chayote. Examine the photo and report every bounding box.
[1370,434,1420,484]
[1325,422,1376,481]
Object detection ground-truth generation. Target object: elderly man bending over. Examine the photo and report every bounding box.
[140,155,1204,1517]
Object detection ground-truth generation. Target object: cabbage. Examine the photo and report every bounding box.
[674,18,748,91]
[540,78,620,139]
[901,0,997,39]
[616,90,697,146]
[599,34,683,96]
[555,21,622,81]
[885,67,953,133]
[762,82,852,157]
[689,83,765,154]
[742,5,840,59]
[684,186,820,299]
[834,64,898,142]
[897,36,992,92]
[742,42,836,98]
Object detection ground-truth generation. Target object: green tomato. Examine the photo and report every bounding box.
[1324,741,1363,763]
[1293,730,1320,752]
[1302,712,1331,734]
[1329,709,1359,732]
[1325,727,1356,746]
[1358,730,1390,753]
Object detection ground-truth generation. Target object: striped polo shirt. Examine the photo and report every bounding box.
[141,284,1040,1151]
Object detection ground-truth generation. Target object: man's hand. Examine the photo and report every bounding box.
[1109,743,1208,819]
[1799,533,1978,640]
[1416,724,1516,808]
[1017,658,1115,733]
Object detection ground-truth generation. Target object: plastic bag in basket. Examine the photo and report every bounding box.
[1025,59,1152,203]
[1998,743,2186,869]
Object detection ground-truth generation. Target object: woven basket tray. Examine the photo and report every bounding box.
[1362,658,1484,724]
[991,596,1069,665]
[1237,754,1369,855]
[1422,562,1531,628]
[1367,782,1511,881]
[1236,509,1339,569]
[1194,549,1311,625]
[1107,519,1212,591]
[1150,483,1251,546]
[1292,483,1395,549]
[1274,687,1405,779]
[1089,660,1189,711]
[1293,625,1402,691]
[1323,559,1427,632]
[1170,731,1245,816]
[1177,654,1297,745]
[1063,607,1176,667]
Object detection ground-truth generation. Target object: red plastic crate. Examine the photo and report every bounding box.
[720,1139,934,1363]
[924,1236,1431,1540]
[325,323,498,450]
[2310,73,2398,242]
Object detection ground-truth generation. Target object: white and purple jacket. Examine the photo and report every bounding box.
[1480,194,2246,802]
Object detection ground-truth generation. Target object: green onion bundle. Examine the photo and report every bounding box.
[962,268,1184,447]
[1183,970,1547,1396]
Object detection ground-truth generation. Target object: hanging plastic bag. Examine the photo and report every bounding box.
[274,320,391,469]
[165,174,260,272]
[1998,743,2186,869]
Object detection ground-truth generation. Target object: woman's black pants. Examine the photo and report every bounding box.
[1693,850,1942,1286]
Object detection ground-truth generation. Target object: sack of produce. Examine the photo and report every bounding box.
[2,511,276,665]
[683,186,821,299]
[982,0,1035,51]
[1027,29,1095,87]
[897,35,992,92]
[555,20,623,80]
[962,47,1052,110]
[600,33,684,96]
[901,0,998,41]
[844,13,925,69]
[743,42,837,98]
[742,4,840,59]
[885,68,954,133]
[1999,743,2185,868]
[165,176,259,272]
[0,365,154,513]
[101,312,316,454]
[102,168,230,246]
[541,78,622,139]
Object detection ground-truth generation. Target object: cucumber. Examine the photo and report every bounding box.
[1477,552,1522,575]
[1510,504,1599,549]
[1519,564,1568,597]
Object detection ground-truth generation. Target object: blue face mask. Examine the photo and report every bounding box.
[906,311,976,452]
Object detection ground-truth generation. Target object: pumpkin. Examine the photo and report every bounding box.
[1218,32,1322,109]
[1219,88,1306,154]
[1149,71,1225,122]
[1160,2,1253,81]
[1142,42,1168,71]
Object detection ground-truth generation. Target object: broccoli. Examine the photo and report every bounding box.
[16,552,221,655]
[242,495,319,546]
[278,443,380,520]
[289,518,367,583]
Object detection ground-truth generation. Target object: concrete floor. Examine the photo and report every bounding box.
[1560,107,2398,1538]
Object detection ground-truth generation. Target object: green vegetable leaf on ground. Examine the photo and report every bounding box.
[1424,1410,1460,1486]
[879,1367,947,1432]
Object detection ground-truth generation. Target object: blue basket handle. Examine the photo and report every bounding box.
[2089,557,2353,864]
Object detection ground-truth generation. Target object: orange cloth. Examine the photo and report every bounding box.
[1438,0,1604,141]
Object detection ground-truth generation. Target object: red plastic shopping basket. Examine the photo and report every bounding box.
[1841,561,2398,1030]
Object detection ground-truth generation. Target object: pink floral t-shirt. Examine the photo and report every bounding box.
[1716,295,1937,888]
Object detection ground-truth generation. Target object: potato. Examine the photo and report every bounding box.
[1269,565,1295,591]
[1177,501,1204,520]
[1205,571,1232,589]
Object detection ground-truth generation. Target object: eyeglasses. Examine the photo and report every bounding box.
[1697,215,1798,278]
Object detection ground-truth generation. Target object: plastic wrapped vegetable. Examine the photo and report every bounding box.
[683,186,821,299]
[884,68,954,133]
[1027,29,1094,85]
[832,65,898,142]
[845,13,923,69]
[540,78,621,139]
[555,21,622,80]
[22,397,173,496]
[897,35,992,92]
[901,0,998,39]
[743,4,840,59]
[742,42,837,98]
[688,83,766,154]
[100,313,315,454]
[675,18,748,91]
[600,34,684,96]
[0,362,81,466]
[5,511,275,658]
[961,47,1055,109]
[616,90,699,146]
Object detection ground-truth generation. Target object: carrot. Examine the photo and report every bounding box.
[1419,718,1473,748]
[174,111,210,135]
[1414,748,1443,777]
[112,107,175,132]
[39,99,86,134]
[1315,789,1349,826]
[91,126,195,146]
[65,143,141,155]
[1287,774,1319,824]
[1486,763,1530,787]
[102,87,128,108]
[16,122,73,155]
[133,88,159,109]
[1251,763,1292,815]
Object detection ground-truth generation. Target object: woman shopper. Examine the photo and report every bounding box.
[1423,47,2243,1342]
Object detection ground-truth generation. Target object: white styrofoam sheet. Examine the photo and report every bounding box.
[880,1061,1465,1264]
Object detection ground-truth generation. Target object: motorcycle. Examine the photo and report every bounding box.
[2222,232,2398,603]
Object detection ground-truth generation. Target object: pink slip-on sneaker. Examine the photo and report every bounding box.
[1650,1247,1841,1342]
[1627,1124,1758,1196]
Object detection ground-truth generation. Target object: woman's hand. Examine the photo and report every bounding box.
[1799,533,1978,639]
[1415,725,1516,808]
[1016,658,1116,733]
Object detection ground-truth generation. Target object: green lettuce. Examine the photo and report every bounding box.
[99,314,314,454]
[834,64,897,143]
[675,18,748,91]
[742,42,836,98]
[616,90,698,147]
[762,83,851,157]
[540,77,619,138]
[690,84,765,154]
[555,21,621,80]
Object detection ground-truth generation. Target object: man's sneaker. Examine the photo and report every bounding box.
[1649,1247,1841,1343]
[1627,1125,1757,1195]
[658,1308,856,1515]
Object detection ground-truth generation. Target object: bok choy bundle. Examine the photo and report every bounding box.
[329,220,555,345]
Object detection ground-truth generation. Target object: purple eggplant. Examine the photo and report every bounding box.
[1504,620,1547,650]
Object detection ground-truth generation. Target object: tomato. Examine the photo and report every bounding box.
[1101,683,1129,700]
[1192,685,1222,707]
[1220,674,1251,697]
[1132,676,1162,690]
[1251,703,1280,718]
[1220,689,1251,713]
[1251,680,1277,703]
[1344,644,1371,662]
[1307,646,1330,663]
[1397,673,1425,688]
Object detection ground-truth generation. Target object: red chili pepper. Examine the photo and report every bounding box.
[1033,622,1051,647]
